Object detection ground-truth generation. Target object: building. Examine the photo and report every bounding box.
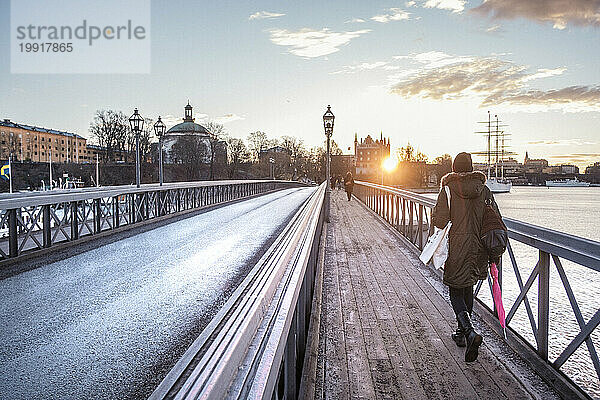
[524,151,548,172]
[163,102,226,165]
[0,119,87,163]
[585,162,600,175]
[354,133,390,177]
[559,164,579,174]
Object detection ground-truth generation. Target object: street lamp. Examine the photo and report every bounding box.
[154,116,166,186]
[269,157,275,180]
[129,108,144,188]
[323,105,334,222]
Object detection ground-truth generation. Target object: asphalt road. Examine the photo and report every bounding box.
[0,186,315,400]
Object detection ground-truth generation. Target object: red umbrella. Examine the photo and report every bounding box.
[490,262,507,339]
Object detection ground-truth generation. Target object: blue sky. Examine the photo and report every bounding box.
[1,0,599,168]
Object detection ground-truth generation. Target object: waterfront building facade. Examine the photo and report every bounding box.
[0,119,87,163]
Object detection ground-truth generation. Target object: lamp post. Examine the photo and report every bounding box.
[154,116,166,186]
[269,157,275,180]
[129,108,144,188]
[323,105,334,222]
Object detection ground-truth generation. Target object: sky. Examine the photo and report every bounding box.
[0,0,599,169]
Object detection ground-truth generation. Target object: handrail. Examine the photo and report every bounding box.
[0,180,297,209]
[0,180,307,261]
[150,182,326,399]
[353,180,599,399]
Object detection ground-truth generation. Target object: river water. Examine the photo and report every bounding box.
[429,186,600,398]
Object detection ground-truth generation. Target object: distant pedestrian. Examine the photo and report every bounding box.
[431,152,501,362]
[344,171,354,201]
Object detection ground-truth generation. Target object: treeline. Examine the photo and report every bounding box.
[220,130,343,182]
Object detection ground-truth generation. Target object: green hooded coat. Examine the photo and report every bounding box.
[431,171,500,288]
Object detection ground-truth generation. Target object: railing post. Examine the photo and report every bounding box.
[395,196,400,230]
[418,204,424,250]
[284,313,297,399]
[8,209,18,257]
[94,198,101,233]
[70,201,79,240]
[114,196,120,228]
[43,204,51,248]
[408,201,414,241]
[538,250,550,360]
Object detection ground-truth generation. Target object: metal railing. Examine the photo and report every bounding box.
[150,182,326,400]
[353,180,600,399]
[0,180,305,262]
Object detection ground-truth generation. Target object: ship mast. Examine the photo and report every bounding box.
[495,114,499,179]
[487,111,491,179]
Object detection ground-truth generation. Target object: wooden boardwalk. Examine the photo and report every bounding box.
[302,190,560,400]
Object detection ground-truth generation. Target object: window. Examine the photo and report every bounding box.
[41,137,45,141]
[61,140,64,144]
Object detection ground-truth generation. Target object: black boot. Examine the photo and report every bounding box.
[457,311,482,362]
[451,322,466,347]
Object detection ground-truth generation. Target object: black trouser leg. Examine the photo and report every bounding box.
[346,191,352,200]
[449,287,468,316]
[464,285,474,315]
[449,286,474,316]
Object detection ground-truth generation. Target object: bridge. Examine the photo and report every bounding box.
[0,180,598,399]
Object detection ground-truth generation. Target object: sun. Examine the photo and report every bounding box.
[382,156,397,172]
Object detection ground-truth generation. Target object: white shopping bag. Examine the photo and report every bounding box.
[420,186,451,269]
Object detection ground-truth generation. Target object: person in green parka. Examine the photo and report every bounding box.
[431,152,501,362]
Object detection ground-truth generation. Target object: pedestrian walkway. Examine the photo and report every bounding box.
[304,190,559,400]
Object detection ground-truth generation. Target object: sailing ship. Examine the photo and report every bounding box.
[475,112,512,194]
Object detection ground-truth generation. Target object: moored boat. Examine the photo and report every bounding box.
[486,177,512,193]
[545,178,590,187]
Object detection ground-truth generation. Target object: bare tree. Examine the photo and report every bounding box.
[205,121,228,180]
[89,110,128,162]
[247,131,268,162]
[170,136,208,180]
[397,142,427,163]
[227,137,249,178]
[280,136,305,179]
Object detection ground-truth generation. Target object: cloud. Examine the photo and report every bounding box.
[486,24,502,32]
[213,113,244,124]
[526,139,597,146]
[471,0,600,29]
[422,0,466,13]
[406,1,417,7]
[345,18,366,23]
[249,11,285,20]
[521,67,567,82]
[371,8,412,23]
[389,52,600,112]
[268,28,371,58]
[331,61,388,74]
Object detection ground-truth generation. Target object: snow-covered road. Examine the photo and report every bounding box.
[0,186,316,400]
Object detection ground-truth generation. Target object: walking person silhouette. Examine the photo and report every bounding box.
[431,152,501,362]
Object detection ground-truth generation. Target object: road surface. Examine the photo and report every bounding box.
[0,186,315,400]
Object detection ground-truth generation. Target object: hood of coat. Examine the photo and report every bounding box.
[441,171,487,199]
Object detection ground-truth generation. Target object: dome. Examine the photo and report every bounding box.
[166,102,211,136]
[167,121,210,135]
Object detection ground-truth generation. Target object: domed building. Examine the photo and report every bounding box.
[163,102,227,166]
